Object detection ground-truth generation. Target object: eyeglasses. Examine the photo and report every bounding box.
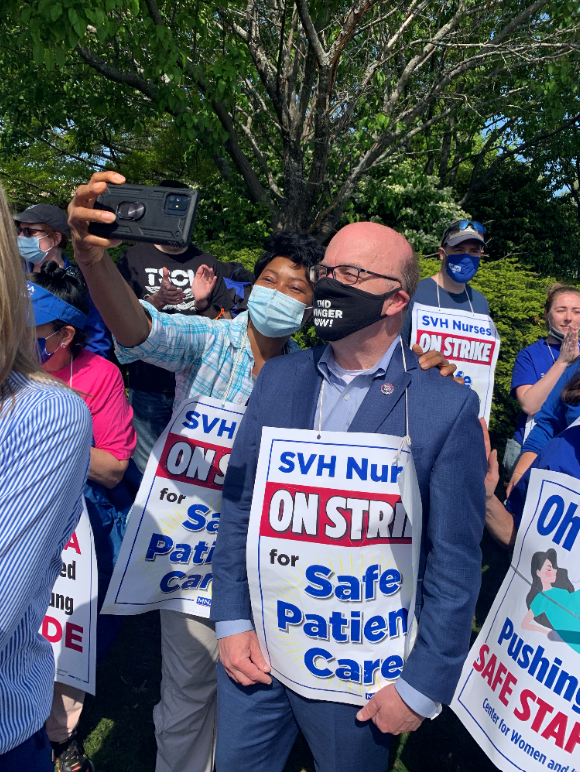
[310,264,403,287]
[17,226,48,238]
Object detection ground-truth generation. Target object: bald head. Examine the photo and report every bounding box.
[326,222,418,297]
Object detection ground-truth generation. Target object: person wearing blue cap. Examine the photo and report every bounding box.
[14,203,112,358]
[0,187,92,772]
[401,219,491,346]
[28,263,139,772]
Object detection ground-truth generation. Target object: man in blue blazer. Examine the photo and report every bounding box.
[211,222,487,772]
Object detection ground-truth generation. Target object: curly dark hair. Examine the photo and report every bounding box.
[253,231,325,280]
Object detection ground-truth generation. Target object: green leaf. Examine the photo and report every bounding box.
[54,47,66,68]
[51,3,63,21]
[32,41,44,65]
[44,48,54,71]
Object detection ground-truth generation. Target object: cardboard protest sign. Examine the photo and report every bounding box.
[102,396,245,618]
[41,502,98,695]
[411,302,500,422]
[451,469,580,772]
[247,428,421,706]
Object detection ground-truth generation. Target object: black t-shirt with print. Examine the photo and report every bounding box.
[118,242,232,393]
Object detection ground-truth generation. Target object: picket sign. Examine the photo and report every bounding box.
[247,427,422,706]
[40,501,98,695]
[451,469,580,772]
[411,302,500,423]
[102,396,245,618]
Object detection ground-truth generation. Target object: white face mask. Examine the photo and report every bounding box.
[247,285,309,338]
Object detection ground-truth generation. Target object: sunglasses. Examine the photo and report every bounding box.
[445,220,486,235]
[17,226,48,238]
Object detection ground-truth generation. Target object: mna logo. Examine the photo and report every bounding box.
[196,596,211,607]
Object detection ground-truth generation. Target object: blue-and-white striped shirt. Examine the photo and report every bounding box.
[115,304,300,408]
[0,372,91,754]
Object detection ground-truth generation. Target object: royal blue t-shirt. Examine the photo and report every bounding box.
[510,338,561,444]
[506,423,580,528]
[523,358,580,455]
[402,276,490,345]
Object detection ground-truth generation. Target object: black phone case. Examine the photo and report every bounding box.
[88,183,199,248]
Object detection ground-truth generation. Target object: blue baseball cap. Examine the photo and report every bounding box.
[27,282,87,329]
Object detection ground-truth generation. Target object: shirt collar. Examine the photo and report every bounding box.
[317,335,401,384]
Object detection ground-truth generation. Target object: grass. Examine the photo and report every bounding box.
[78,530,509,772]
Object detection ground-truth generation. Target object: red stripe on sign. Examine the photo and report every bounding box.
[260,482,411,546]
[415,329,496,364]
[156,433,230,490]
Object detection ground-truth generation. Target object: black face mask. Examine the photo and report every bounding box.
[313,277,402,341]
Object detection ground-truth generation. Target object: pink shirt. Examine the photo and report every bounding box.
[53,349,136,461]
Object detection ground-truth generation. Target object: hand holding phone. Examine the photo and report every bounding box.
[68,171,126,268]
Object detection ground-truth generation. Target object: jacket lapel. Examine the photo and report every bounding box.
[348,343,415,435]
[291,346,325,430]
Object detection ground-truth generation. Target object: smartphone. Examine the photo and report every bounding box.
[88,183,200,248]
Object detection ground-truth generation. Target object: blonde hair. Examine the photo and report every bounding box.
[0,184,63,404]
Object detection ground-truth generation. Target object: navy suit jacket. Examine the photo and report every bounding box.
[211,342,486,705]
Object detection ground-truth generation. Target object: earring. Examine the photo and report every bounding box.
[61,344,67,349]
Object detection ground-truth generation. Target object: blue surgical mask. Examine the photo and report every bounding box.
[18,235,48,265]
[36,331,60,364]
[445,252,480,284]
[247,285,309,337]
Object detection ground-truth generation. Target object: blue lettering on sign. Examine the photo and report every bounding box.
[159,571,213,594]
[202,414,220,434]
[181,410,236,438]
[302,647,403,683]
[182,505,220,534]
[279,452,295,473]
[182,410,200,429]
[298,453,317,475]
[316,455,336,477]
[537,493,580,551]
[217,419,237,439]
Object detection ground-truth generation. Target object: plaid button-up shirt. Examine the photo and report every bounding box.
[115,302,301,408]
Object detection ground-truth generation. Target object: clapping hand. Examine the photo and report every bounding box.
[193,264,217,311]
[558,325,580,365]
[149,267,186,310]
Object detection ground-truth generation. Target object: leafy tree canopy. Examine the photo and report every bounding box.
[1,0,579,236]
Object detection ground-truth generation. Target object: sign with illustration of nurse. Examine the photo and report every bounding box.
[246,425,422,706]
[451,468,580,772]
[102,396,245,618]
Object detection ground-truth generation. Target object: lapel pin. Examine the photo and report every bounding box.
[381,383,394,395]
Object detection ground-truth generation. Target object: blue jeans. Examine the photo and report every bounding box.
[215,663,391,772]
[0,729,52,771]
[129,389,174,474]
